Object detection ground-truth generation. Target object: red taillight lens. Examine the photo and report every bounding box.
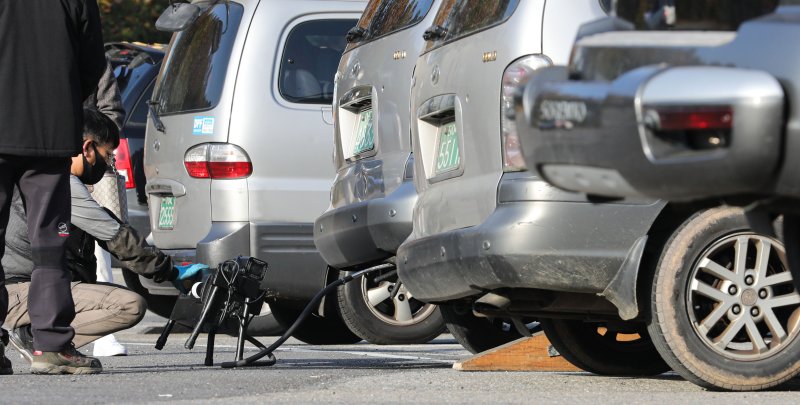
[208,162,253,178]
[647,107,733,131]
[184,143,252,179]
[114,138,135,189]
[184,161,211,178]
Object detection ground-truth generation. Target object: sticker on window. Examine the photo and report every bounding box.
[193,116,215,135]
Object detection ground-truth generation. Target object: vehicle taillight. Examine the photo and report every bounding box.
[184,143,253,179]
[114,138,135,189]
[501,55,552,172]
[643,106,733,150]
[645,107,733,131]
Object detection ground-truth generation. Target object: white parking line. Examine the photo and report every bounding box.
[122,342,456,363]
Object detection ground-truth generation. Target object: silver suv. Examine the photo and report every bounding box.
[313,0,446,345]
[397,0,679,367]
[516,2,800,390]
[143,0,367,343]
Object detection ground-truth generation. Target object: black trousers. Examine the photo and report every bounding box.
[0,155,75,352]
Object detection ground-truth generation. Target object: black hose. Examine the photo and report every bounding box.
[220,263,394,368]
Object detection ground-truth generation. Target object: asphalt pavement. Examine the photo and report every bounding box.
[3,308,800,404]
[3,270,800,404]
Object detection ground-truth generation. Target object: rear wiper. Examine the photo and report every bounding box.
[148,100,166,133]
[422,25,447,41]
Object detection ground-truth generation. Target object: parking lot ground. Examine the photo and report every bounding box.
[3,309,800,404]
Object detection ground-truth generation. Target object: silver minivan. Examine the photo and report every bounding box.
[143,0,368,343]
[397,0,676,370]
[313,0,447,345]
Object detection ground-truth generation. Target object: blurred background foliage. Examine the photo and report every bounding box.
[97,0,172,44]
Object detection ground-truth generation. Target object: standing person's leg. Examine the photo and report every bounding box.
[0,156,19,374]
[16,157,75,352]
[92,244,128,356]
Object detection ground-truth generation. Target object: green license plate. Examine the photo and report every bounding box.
[158,196,176,230]
[352,109,375,156]
[434,121,460,175]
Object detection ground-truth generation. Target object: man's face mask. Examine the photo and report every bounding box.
[80,142,108,185]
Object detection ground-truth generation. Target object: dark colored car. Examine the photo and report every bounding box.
[107,42,164,209]
[105,42,171,315]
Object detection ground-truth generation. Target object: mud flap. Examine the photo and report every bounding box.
[600,235,647,320]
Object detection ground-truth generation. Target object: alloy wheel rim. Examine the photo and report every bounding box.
[361,271,437,327]
[687,232,800,361]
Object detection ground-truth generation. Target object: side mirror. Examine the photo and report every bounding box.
[156,3,201,32]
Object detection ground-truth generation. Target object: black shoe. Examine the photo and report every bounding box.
[0,332,13,375]
[31,343,102,375]
[7,325,34,364]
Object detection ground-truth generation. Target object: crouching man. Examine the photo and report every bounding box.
[2,108,199,374]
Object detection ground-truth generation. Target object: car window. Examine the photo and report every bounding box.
[125,80,156,137]
[424,0,520,52]
[347,0,436,50]
[614,0,779,30]
[278,19,357,105]
[154,2,244,115]
[355,0,383,30]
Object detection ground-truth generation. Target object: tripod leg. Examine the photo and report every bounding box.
[155,319,176,350]
[205,327,216,367]
[236,300,251,361]
[185,285,220,350]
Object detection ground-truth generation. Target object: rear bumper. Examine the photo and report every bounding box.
[144,222,329,302]
[397,199,662,304]
[516,65,784,201]
[314,181,416,268]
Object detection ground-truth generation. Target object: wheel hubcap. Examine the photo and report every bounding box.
[361,271,436,327]
[687,233,800,361]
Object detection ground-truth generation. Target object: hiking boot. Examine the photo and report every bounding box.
[7,325,34,363]
[31,343,103,375]
[1,332,13,375]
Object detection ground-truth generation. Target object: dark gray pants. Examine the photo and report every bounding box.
[0,155,75,352]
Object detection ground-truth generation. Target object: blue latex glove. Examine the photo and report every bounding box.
[172,263,211,293]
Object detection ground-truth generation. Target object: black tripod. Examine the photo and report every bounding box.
[155,257,275,366]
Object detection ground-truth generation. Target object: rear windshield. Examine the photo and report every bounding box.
[424,0,521,52]
[614,0,780,30]
[347,0,436,50]
[154,2,244,115]
[278,19,356,104]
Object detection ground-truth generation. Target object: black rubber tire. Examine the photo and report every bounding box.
[648,207,800,390]
[246,304,287,337]
[121,268,176,319]
[438,301,526,354]
[336,270,445,344]
[270,301,362,345]
[540,318,669,376]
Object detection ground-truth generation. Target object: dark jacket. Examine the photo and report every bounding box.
[0,0,106,157]
[85,59,126,130]
[2,177,176,283]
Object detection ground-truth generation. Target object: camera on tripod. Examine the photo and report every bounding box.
[156,256,272,365]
